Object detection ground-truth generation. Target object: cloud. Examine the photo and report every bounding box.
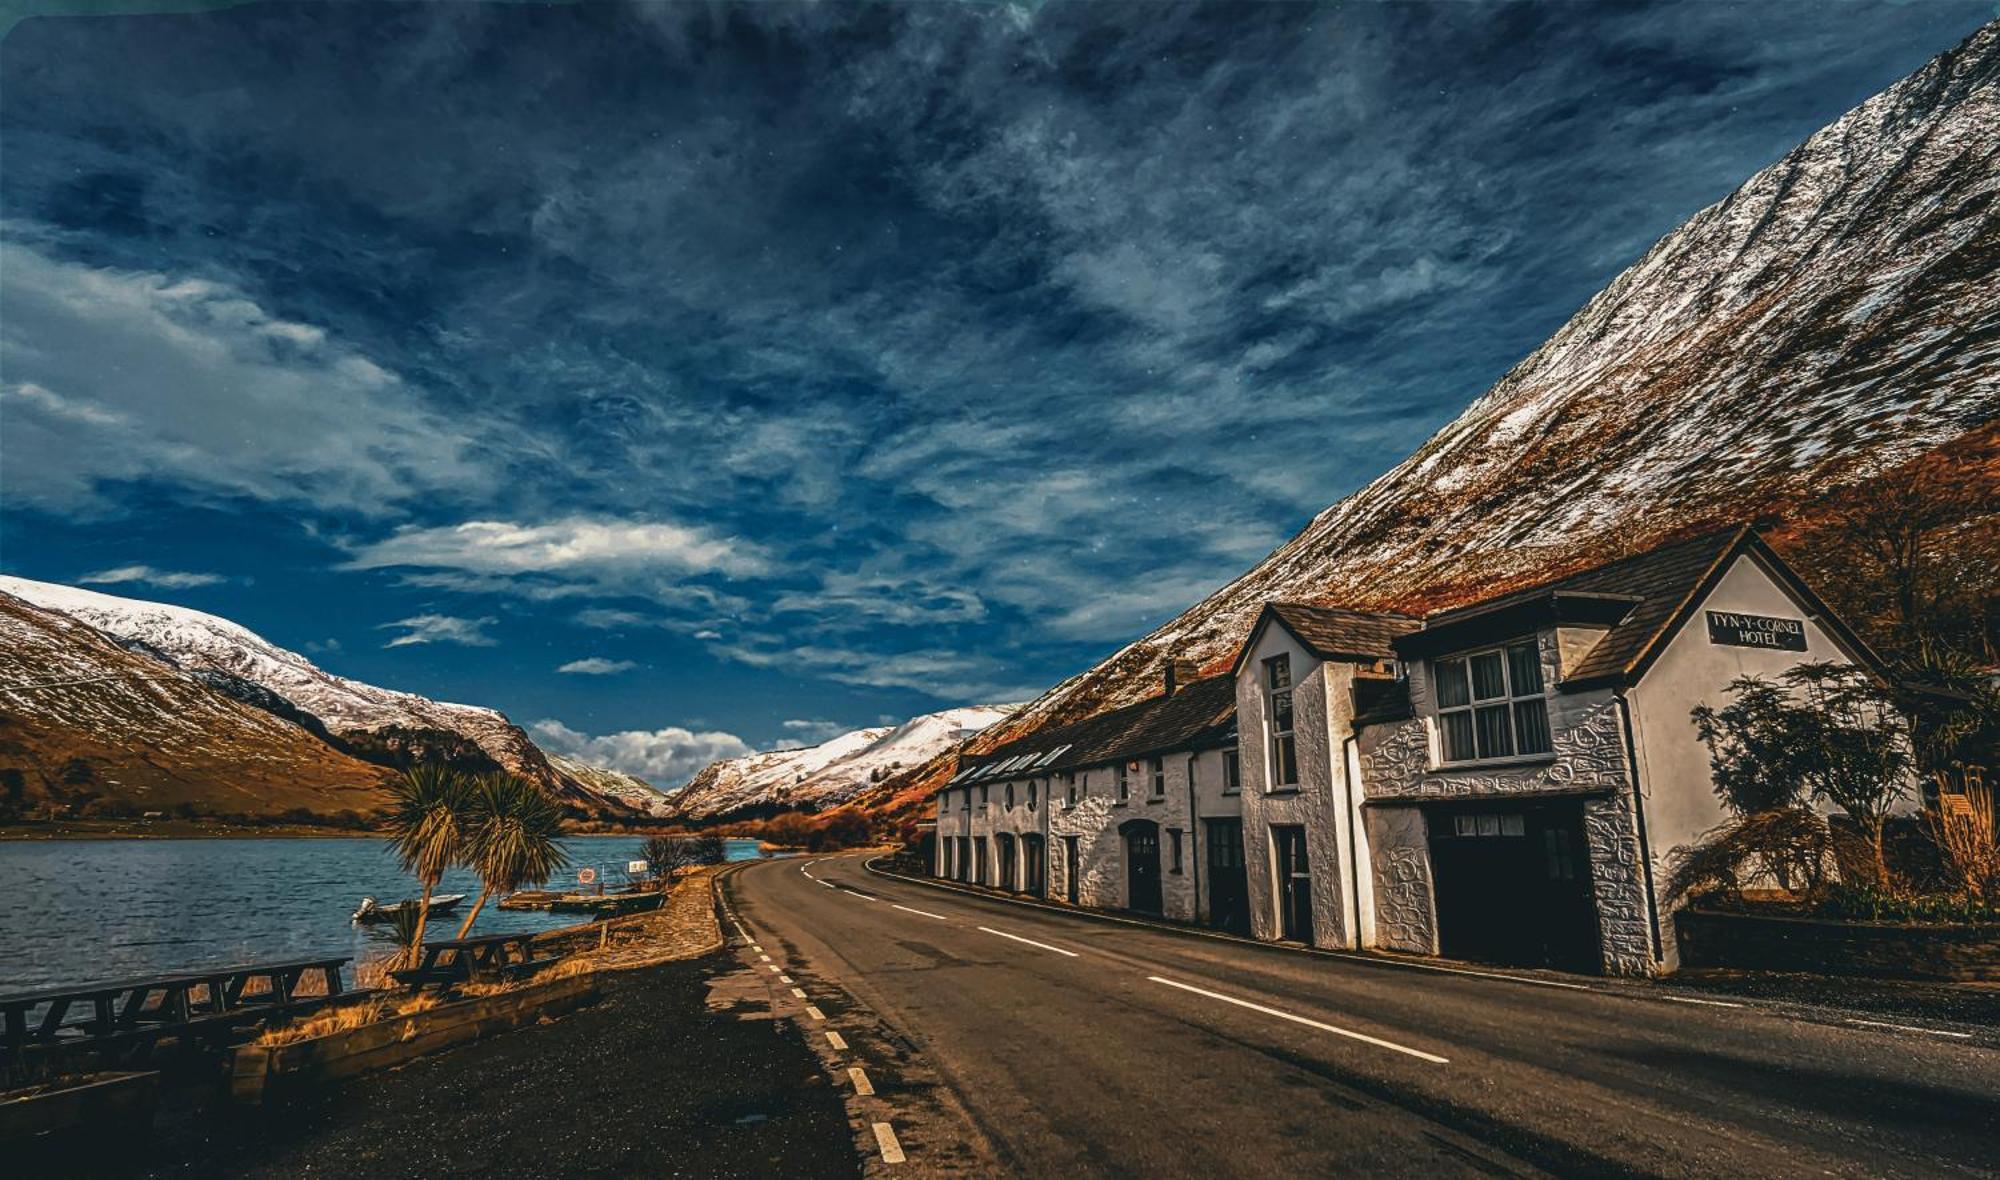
[0,232,488,515]
[379,613,498,648]
[557,657,636,675]
[79,564,225,590]
[530,718,754,784]
[780,718,854,744]
[345,517,770,584]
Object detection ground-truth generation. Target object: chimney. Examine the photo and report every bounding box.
[1163,657,1200,697]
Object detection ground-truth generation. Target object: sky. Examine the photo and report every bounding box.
[1,0,1993,783]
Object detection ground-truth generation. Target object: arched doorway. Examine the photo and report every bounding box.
[1120,819,1163,914]
[1021,834,1046,898]
[995,833,1018,891]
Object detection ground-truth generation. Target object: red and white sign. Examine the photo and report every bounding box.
[577,867,598,885]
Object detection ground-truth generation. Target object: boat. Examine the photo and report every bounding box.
[351,893,468,924]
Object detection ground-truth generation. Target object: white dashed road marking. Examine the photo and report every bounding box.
[805,1005,826,1020]
[1659,994,1743,1008]
[841,889,879,902]
[791,987,808,999]
[759,954,771,962]
[827,1031,848,1050]
[977,926,1079,957]
[1148,976,1449,1065]
[849,1066,875,1096]
[891,903,948,920]
[872,1122,905,1165]
[780,975,794,984]
[766,964,781,973]
[1848,1018,1973,1039]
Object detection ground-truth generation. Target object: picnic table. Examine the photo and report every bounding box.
[389,933,556,992]
[1,956,350,1063]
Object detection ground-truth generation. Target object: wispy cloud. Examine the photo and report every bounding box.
[79,564,225,590]
[557,657,636,675]
[530,718,752,784]
[380,613,498,648]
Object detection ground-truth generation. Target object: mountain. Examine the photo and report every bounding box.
[0,577,637,816]
[669,705,1017,822]
[547,753,674,817]
[988,21,2000,739]
[0,591,392,816]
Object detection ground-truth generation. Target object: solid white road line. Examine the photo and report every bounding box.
[826,1031,848,1050]
[872,1122,906,1165]
[849,1066,875,1096]
[818,879,837,889]
[977,926,1080,957]
[1847,1018,1973,1039]
[805,1005,826,1021]
[791,987,808,999]
[891,903,948,920]
[1148,976,1449,1065]
[1658,994,1744,1008]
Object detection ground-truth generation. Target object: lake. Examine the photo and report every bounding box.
[0,836,768,991]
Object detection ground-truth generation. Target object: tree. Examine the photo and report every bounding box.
[384,763,475,957]
[640,833,725,889]
[1692,662,1912,877]
[457,773,569,938]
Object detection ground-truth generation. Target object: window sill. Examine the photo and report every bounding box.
[1112,800,1130,808]
[1265,786,1302,797]
[1434,754,1557,772]
[1147,796,1166,805]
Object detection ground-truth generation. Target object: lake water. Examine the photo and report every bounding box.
[0,836,767,991]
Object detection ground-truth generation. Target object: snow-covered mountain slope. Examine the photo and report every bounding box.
[0,577,634,814]
[0,591,392,814]
[994,20,2000,739]
[670,705,1017,821]
[547,753,673,816]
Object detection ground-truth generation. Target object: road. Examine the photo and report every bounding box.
[722,851,1998,1178]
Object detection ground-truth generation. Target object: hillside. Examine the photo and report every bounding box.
[986,20,2000,740]
[548,753,674,817]
[0,578,638,816]
[0,592,392,817]
[835,22,2000,830]
[670,705,1016,822]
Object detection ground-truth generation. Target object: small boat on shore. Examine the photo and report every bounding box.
[352,894,467,924]
[498,890,663,917]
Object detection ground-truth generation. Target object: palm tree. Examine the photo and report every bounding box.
[384,762,475,959]
[456,773,569,938]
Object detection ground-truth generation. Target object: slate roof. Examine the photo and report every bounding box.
[949,674,1238,786]
[1349,675,1414,726]
[1390,526,1881,690]
[1264,603,1420,663]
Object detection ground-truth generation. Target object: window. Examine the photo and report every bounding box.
[1168,828,1183,874]
[1150,757,1166,798]
[1028,779,1039,811]
[1117,762,1132,802]
[1452,813,1526,838]
[1004,782,1014,809]
[980,783,990,806]
[960,789,970,812]
[1434,640,1551,763]
[1222,749,1241,794]
[1264,654,1298,787]
[1063,772,1077,807]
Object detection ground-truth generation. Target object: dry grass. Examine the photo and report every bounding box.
[1929,766,2000,903]
[254,991,442,1048]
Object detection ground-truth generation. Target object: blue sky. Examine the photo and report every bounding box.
[1,0,1992,782]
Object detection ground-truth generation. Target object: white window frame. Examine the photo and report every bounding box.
[1264,654,1298,788]
[1117,762,1131,803]
[1222,748,1241,795]
[1432,638,1553,766]
[1149,756,1166,799]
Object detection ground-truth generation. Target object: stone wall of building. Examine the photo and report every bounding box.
[1364,803,1436,955]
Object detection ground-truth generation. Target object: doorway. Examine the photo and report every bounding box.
[956,837,971,883]
[1022,834,1046,898]
[973,836,988,886]
[1063,836,1080,904]
[1120,819,1163,914]
[1426,800,1601,971]
[1204,818,1250,935]
[1273,825,1312,942]
[995,833,1017,891]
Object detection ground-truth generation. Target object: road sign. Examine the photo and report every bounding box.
[628,859,649,875]
[577,867,598,885]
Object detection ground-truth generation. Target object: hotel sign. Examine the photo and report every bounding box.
[1706,610,1807,651]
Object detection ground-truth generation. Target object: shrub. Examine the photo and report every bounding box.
[640,834,725,888]
[1663,808,1845,907]
[1926,765,2000,905]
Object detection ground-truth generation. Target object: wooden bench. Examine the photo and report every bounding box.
[389,934,555,992]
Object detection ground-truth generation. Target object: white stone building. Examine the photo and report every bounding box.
[935,527,1888,976]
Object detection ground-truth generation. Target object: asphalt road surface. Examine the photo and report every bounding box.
[723,851,1998,1179]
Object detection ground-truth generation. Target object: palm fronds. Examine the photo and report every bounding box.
[456,773,569,937]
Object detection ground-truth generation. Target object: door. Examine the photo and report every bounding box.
[996,834,1017,891]
[1063,836,1080,904]
[1022,835,1046,898]
[1122,819,1163,914]
[1427,801,1601,971]
[973,836,988,885]
[1274,825,1312,942]
[1204,818,1251,935]
[956,837,971,883]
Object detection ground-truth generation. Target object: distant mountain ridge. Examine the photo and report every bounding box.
[669,705,1018,822]
[0,577,639,816]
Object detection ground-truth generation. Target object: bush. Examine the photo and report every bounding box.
[1926,765,1999,905]
[1663,808,1848,907]
[1813,881,2000,925]
[639,834,726,888]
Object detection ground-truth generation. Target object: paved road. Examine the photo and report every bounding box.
[723,852,1999,1178]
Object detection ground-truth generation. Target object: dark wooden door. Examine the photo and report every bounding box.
[1123,821,1163,914]
[1064,837,1080,904]
[1023,836,1046,897]
[1428,802,1600,971]
[973,837,988,885]
[1204,818,1250,935]
[996,834,1017,891]
[1274,825,1312,942]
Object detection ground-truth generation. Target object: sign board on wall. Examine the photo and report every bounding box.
[1706,610,1807,652]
